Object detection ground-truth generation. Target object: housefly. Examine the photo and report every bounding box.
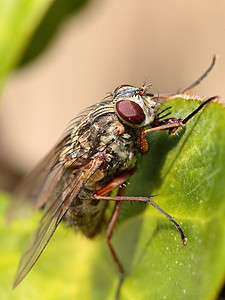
[8,56,217,298]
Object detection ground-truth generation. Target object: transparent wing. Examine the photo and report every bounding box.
[7,135,71,222]
[8,96,114,222]
[13,156,103,288]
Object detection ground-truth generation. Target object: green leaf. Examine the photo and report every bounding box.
[1,97,225,299]
[0,0,91,89]
[0,0,54,89]
[18,0,91,67]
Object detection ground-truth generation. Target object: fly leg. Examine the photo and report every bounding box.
[105,188,124,300]
[93,170,134,300]
[106,186,125,276]
[144,95,218,135]
[181,55,216,94]
[93,169,187,299]
[158,55,217,99]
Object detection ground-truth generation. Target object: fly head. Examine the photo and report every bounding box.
[113,84,159,128]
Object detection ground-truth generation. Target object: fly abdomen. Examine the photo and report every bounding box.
[65,188,108,238]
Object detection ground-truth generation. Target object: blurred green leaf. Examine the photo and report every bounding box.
[0,0,91,90]
[0,97,224,299]
[18,0,91,67]
[0,0,54,89]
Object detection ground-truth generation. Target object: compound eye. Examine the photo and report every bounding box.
[116,100,145,125]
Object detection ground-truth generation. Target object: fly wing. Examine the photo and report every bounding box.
[8,95,114,222]
[13,156,103,288]
[7,134,71,221]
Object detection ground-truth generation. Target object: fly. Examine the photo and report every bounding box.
[8,56,217,299]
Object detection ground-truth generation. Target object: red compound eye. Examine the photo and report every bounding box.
[116,100,145,124]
